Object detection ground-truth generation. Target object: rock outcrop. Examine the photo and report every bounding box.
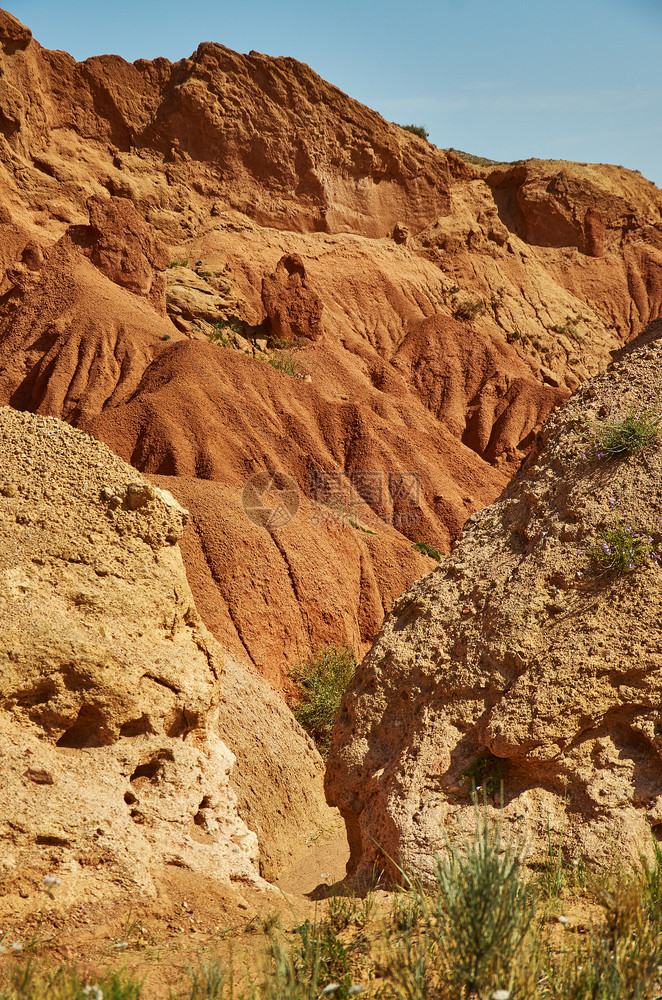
[325,333,662,883]
[0,10,662,686]
[261,254,323,344]
[0,408,333,915]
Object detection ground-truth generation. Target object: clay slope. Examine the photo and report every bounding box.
[1,8,662,684]
[326,333,662,883]
[0,407,333,919]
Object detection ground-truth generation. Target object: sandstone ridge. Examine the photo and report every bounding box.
[326,334,662,882]
[0,407,333,918]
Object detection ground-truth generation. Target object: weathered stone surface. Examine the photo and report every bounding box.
[261,254,323,344]
[325,333,662,883]
[0,408,334,914]
[85,195,169,314]
[0,11,662,692]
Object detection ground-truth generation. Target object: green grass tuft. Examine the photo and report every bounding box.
[264,354,301,378]
[452,298,486,323]
[593,409,660,458]
[412,541,441,561]
[291,646,357,758]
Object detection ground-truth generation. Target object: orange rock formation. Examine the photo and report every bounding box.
[0,7,661,688]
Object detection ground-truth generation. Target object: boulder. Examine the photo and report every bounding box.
[261,254,323,344]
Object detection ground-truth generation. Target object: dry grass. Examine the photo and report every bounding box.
[5,815,662,999]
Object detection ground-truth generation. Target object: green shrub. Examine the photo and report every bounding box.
[399,124,429,140]
[291,646,357,758]
[412,541,441,562]
[255,916,366,1000]
[383,803,540,999]
[592,409,660,458]
[589,520,658,574]
[168,258,189,269]
[453,298,485,323]
[434,817,537,995]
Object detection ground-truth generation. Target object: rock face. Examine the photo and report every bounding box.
[261,254,323,344]
[0,10,662,685]
[325,334,662,883]
[0,407,333,913]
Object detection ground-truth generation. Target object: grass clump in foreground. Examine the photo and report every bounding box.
[291,646,357,758]
[7,812,662,998]
[383,804,539,999]
[0,965,142,1000]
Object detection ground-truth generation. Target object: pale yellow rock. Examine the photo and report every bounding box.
[0,407,335,913]
[325,335,662,883]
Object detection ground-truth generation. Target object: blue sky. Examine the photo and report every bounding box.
[8,0,662,187]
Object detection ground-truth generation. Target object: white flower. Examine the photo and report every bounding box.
[43,874,60,888]
[11,942,23,954]
[82,987,104,1000]
[492,991,510,1000]
[321,986,340,996]
[558,915,569,926]
[111,941,128,950]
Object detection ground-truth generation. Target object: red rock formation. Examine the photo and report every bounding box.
[261,254,322,344]
[0,9,661,687]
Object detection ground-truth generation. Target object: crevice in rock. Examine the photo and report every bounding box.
[56,704,115,749]
[129,749,174,784]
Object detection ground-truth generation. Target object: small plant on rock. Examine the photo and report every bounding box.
[453,298,486,323]
[592,408,660,459]
[291,646,357,758]
[412,540,441,561]
[589,520,659,574]
[209,319,244,349]
[399,123,429,140]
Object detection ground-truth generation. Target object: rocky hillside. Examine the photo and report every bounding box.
[326,332,662,883]
[1,7,661,685]
[0,407,333,922]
